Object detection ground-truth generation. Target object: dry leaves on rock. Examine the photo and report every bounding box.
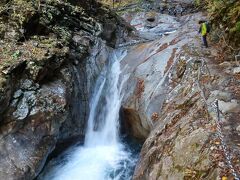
[151,112,159,121]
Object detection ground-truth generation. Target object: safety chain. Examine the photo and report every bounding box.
[171,59,239,179]
[153,57,239,179]
[212,100,240,180]
[195,59,240,179]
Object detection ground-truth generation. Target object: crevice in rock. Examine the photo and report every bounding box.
[147,17,155,22]
[120,107,149,141]
[23,14,51,39]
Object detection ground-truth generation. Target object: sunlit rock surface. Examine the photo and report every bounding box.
[120,10,240,179]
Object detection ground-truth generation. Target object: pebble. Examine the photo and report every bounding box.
[218,100,239,113]
[33,42,39,47]
[219,61,231,67]
[223,126,231,130]
[233,67,240,74]
[210,146,216,150]
[218,162,225,168]
[236,125,240,132]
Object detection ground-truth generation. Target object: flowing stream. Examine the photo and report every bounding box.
[40,50,139,180]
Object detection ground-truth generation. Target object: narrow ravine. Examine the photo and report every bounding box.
[38,50,139,180]
[1,1,240,179]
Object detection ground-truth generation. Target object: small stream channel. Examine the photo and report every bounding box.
[38,50,141,180]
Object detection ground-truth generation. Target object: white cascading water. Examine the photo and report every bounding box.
[40,50,137,180]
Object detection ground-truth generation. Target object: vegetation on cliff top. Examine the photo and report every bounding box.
[200,0,240,49]
[101,0,239,48]
[98,0,141,7]
[0,0,96,92]
[0,0,132,93]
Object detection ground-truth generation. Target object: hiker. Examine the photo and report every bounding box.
[198,20,209,48]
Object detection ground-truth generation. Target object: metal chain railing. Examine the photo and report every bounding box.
[212,100,240,180]
[148,56,239,179]
[195,59,240,180]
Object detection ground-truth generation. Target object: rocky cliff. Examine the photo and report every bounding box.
[118,1,240,179]
[1,0,240,179]
[0,0,133,179]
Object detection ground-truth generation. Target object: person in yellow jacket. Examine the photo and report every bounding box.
[198,20,208,48]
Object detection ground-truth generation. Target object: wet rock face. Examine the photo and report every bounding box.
[121,12,183,140]
[122,12,180,40]
[0,0,132,179]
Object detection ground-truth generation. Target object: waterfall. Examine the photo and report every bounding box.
[40,50,138,180]
[84,51,122,147]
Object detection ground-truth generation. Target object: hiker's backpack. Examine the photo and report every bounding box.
[205,21,211,33]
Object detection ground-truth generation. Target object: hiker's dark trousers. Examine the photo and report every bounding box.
[202,35,208,48]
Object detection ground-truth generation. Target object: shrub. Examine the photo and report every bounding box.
[205,0,240,48]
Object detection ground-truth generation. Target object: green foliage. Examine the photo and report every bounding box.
[236,21,240,32]
[194,0,202,7]
[12,50,21,59]
[205,0,240,47]
[0,0,39,39]
[11,0,37,27]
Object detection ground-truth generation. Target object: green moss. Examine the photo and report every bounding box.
[235,21,240,32]
[175,165,184,172]
[11,0,36,26]
[12,50,22,59]
[191,142,200,149]
[194,0,201,6]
